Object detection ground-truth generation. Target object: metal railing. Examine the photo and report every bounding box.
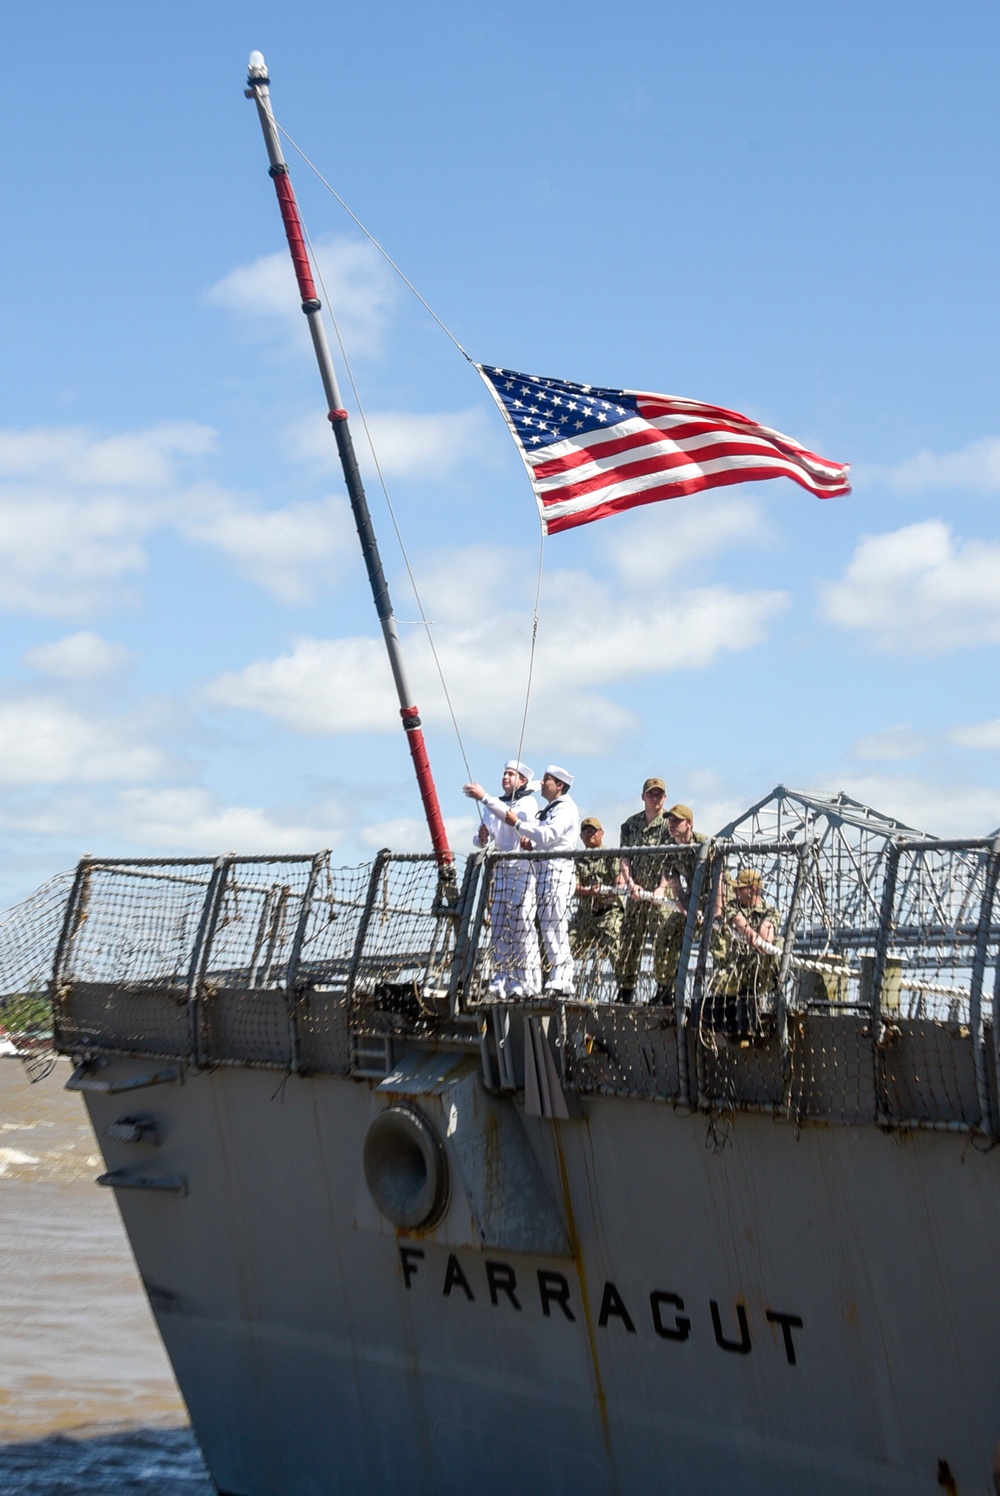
[2,831,998,1133]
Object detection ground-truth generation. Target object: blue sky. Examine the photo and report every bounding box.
[2,1,1000,900]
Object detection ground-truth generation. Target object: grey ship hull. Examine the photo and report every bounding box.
[82,1052,999,1496]
[29,813,1000,1495]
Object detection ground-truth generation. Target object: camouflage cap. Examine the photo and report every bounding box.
[735,868,764,888]
[667,803,693,822]
[580,816,603,832]
[642,777,666,794]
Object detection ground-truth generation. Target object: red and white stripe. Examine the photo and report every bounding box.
[523,393,850,536]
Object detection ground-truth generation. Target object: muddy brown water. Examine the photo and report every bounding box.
[0,1057,212,1491]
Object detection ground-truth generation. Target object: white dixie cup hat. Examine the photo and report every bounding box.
[504,760,534,780]
[544,764,574,787]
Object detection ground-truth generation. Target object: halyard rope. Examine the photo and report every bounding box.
[277,116,546,782]
[299,218,476,787]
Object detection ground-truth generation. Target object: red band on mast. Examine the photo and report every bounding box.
[401,708,452,862]
[271,171,318,304]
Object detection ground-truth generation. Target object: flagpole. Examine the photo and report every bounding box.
[244,51,452,867]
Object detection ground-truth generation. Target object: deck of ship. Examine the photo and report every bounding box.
[0,785,991,1137]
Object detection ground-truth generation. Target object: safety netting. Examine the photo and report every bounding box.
[0,871,77,1081]
[2,787,998,1133]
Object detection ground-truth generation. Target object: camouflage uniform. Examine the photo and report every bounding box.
[702,896,781,1038]
[651,831,709,998]
[614,809,670,992]
[569,851,622,964]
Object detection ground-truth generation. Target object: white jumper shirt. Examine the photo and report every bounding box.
[474,790,538,852]
[519,791,580,994]
[518,793,581,855]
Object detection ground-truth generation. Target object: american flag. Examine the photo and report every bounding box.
[476,365,851,536]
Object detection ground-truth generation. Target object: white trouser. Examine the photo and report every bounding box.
[489,862,540,996]
[536,860,576,994]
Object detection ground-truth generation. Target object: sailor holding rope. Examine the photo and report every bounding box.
[468,765,580,997]
[516,766,581,997]
[463,761,540,998]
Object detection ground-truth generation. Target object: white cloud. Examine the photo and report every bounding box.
[607,496,776,589]
[207,235,395,358]
[0,697,166,785]
[0,411,506,621]
[845,718,1000,761]
[862,436,1000,493]
[208,629,639,751]
[949,718,1000,750]
[361,410,503,479]
[210,636,393,733]
[22,632,133,680]
[207,551,789,755]
[852,725,927,761]
[0,786,348,855]
[177,492,354,604]
[361,812,477,854]
[288,407,504,481]
[0,422,364,616]
[681,768,757,836]
[0,423,217,618]
[408,543,529,625]
[535,578,787,681]
[0,490,149,617]
[830,774,1000,839]
[108,788,346,854]
[0,423,215,487]
[818,520,1000,653]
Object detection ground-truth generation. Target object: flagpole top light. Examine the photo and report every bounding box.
[248,50,268,78]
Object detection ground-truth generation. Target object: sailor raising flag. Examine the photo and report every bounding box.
[477,365,850,535]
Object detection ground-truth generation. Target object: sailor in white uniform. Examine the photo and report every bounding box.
[511,765,580,997]
[463,761,541,997]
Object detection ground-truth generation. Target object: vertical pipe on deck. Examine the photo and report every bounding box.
[673,840,710,1109]
[775,844,813,1049]
[970,835,1000,1135]
[185,857,232,1068]
[284,851,328,1074]
[869,840,902,1124]
[992,931,1000,1136]
[690,850,726,1111]
[447,852,485,1019]
[460,852,495,998]
[50,858,93,1053]
[346,850,392,1003]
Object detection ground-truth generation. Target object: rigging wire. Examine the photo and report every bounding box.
[278,113,547,789]
[514,526,546,782]
[299,217,477,790]
[276,121,470,361]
